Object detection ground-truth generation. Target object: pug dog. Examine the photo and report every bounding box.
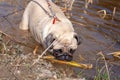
[19,0,82,61]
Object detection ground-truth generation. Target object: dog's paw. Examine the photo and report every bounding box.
[19,22,28,30]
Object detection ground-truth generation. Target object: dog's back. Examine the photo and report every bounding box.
[20,0,74,43]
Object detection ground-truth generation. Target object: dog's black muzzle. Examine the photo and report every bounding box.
[53,52,73,61]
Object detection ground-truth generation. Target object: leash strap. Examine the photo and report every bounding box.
[46,0,56,17]
[32,0,52,17]
[46,0,57,24]
[32,0,58,24]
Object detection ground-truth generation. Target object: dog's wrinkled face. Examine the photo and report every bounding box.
[44,33,82,61]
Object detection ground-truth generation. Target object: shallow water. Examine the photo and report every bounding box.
[0,0,120,79]
[71,0,120,79]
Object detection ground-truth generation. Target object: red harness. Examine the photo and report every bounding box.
[52,17,57,24]
[46,0,58,24]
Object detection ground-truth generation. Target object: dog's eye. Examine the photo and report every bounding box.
[54,49,62,53]
[69,49,76,54]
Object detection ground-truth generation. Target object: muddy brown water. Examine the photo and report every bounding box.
[0,0,120,79]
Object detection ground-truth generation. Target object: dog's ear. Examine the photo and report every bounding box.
[44,33,55,48]
[74,34,82,45]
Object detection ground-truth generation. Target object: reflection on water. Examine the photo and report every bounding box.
[0,0,120,79]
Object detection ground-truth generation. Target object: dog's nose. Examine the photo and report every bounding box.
[55,53,73,61]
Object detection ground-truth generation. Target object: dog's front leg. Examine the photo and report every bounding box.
[19,3,31,30]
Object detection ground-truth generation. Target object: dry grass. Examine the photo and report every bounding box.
[84,0,93,14]
[97,52,110,80]
[112,7,116,20]
[97,10,107,19]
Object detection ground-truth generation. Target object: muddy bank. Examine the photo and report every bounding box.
[0,32,85,80]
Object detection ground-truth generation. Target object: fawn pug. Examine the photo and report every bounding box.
[19,0,82,61]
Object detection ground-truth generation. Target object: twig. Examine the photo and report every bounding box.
[0,29,34,49]
[32,39,58,65]
[99,65,106,74]
[107,51,120,59]
[69,0,75,11]
[32,35,62,65]
[33,46,39,55]
[112,7,116,20]
[43,55,93,69]
[97,10,107,19]
[65,0,75,11]
[84,0,93,14]
[98,52,111,80]
[39,40,57,58]
[39,34,63,58]
[0,30,13,39]
[71,20,86,26]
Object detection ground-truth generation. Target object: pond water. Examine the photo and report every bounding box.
[0,0,120,79]
[71,0,120,79]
